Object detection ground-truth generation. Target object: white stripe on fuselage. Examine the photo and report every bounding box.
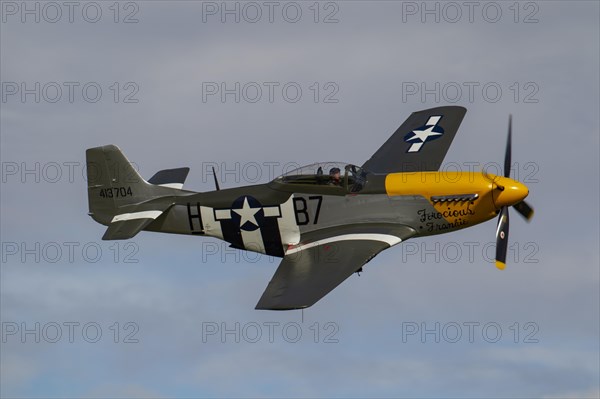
[277,196,301,246]
[240,228,266,254]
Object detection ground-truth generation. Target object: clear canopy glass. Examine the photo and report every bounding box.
[274,162,366,192]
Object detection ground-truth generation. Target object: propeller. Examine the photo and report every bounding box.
[513,200,534,220]
[494,115,534,270]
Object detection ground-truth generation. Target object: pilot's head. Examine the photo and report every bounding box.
[329,167,341,181]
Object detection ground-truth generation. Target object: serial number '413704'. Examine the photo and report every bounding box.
[99,186,133,198]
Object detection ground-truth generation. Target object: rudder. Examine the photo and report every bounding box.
[86,145,154,225]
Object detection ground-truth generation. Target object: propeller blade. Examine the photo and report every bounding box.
[504,115,512,178]
[513,200,534,221]
[495,206,509,270]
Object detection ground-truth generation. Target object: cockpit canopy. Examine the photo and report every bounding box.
[273,162,366,193]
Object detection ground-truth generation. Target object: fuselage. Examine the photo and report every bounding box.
[145,170,528,257]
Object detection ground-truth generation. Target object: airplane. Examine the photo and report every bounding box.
[86,106,533,310]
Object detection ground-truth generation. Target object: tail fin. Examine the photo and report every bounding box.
[86,145,158,225]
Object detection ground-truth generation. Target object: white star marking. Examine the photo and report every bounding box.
[233,197,259,227]
[406,125,443,143]
[405,115,444,153]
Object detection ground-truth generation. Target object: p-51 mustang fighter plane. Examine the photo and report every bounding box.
[87,106,533,310]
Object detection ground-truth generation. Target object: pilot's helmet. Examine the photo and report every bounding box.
[329,167,341,175]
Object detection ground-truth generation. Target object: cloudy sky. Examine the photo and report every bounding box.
[1,1,599,397]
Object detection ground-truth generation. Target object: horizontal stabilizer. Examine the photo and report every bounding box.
[148,167,190,189]
[102,209,169,240]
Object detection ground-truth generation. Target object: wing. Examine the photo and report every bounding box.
[362,106,467,173]
[255,225,415,310]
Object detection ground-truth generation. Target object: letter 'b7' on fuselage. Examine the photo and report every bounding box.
[86,106,533,310]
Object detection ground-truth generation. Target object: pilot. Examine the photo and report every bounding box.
[329,167,341,186]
